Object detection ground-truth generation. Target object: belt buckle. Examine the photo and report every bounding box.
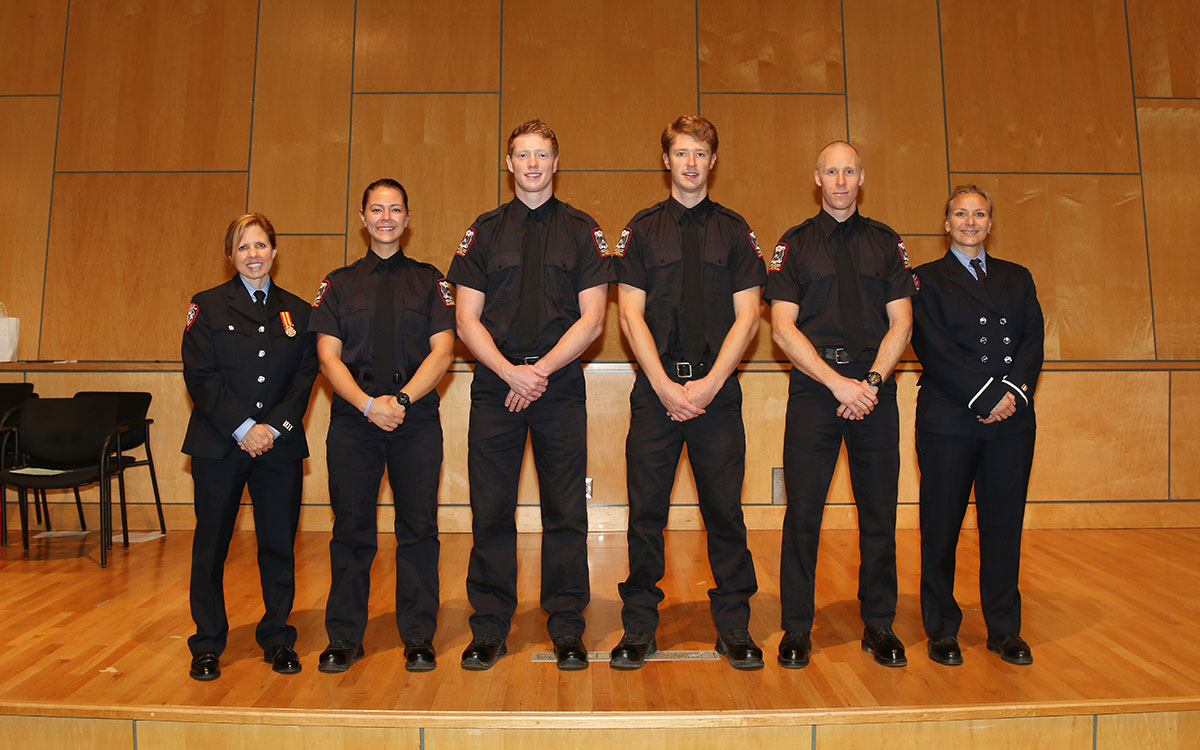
[833,348,851,365]
[675,362,693,379]
[523,356,540,365]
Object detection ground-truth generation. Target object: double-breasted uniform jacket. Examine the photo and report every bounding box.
[911,251,1044,438]
[182,276,318,460]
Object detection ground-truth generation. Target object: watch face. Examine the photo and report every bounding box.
[867,372,882,387]
[396,392,411,407]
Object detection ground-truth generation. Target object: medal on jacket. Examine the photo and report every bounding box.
[279,310,296,337]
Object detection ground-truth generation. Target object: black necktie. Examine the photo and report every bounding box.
[833,221,866,360]
[372,258,394,387]
[680,209,705,364]
[970,257,986,283]
[253,290,266,307]
[515,211,543,351]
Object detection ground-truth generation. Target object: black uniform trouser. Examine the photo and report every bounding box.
[780,363,899,634]
[188,451,301,656]
[324,397,442,644]
[917,428,1035,639]
[619,371,758,633]
[465,360,590,641]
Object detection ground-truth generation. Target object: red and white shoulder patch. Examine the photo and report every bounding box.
[185,303,199,331]
[614,227,632,258]
[748,229,762,259]
[312,278,330,308]
[437,278,455,307]
[592,227,610,256]
[911,272,921,291]
[897,241,912,270]
[456,227,476,256]
[769,242,789,272]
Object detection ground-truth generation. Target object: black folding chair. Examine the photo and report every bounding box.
[0,382,36,546]
[0,396,123,567]
[75,391,166,535]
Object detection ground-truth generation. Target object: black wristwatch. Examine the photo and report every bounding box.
[865,371,883,388]
[395,391,411,409]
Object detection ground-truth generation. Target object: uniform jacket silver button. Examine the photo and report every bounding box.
[981,355,989,363]
[1003,337,1011,344]
[227,325,235,331]
[1004,356,1013,364]
[980,336,987,344]
[258,325,266,333]
[255,401,264,409]
[979,317,987,325]
[257,375,265,383]
[258,350,266,357]
[999,317,1007,325]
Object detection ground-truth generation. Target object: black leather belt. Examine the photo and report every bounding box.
[817,346,877,365]
[662,357,711,380]
[504,354,542,366]
[346,363,413,385]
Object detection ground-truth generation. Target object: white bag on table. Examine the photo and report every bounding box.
[0,302,19,362]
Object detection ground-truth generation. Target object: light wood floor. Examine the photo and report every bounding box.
[1,526,1198,728]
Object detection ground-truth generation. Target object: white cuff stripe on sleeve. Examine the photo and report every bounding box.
[1002,377,1029,406]
[968,377,994,410]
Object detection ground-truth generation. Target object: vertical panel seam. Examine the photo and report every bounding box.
[344,0,360,264]
[1093,712,1098,750]
[694,0,701,114]
[936,0,951,193]
[1168,370,1172,500]
[839,0,849,139]
[1123,0,1157,360]
[38,0,73,358]
[245,0,263,213]
[497,0,505,206]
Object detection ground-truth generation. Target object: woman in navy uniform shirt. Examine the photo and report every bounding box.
[911,185,1044,667]
[182,213,318,681]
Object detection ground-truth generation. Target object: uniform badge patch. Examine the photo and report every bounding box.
[897,241,912,270]
[185,303,199,331]
[911,272,921,291]
[312,278,330,308]
[437,278,455,307]
[456,227,476,256]
[748,229,763,258]
[769,242,789,272]
[615,227,632,258]
[592,227,610,256]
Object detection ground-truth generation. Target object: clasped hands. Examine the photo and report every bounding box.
[366,395,408,431]
[503,362,550,412]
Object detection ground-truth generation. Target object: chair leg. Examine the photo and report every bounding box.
[1,482,7,547]
[100,477,108,568]
[144,443,166,535]
[18,486,30,551]
[74,487,87,531]
[117,469,130,548]
[39,489,51,531]
[33,487,42,525]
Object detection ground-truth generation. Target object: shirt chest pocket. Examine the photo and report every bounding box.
[338,301,372,349]
[703,244,732,299]
[401,295,431,348]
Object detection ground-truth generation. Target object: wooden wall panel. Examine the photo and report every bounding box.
[1029,371,1169,501]
[697,0,842,93]
[40,172,249,361]
[1128,0,1200,98]
[348,93,499,271]
[1137,101,1200,360]
[248,0,354,235]
[0,97,58,360]
[953,174,1153,361]
[353,0,501,92]
[0,715,131,750]
[941,0,1139,173]
[56,0,257,171]
[0,0,68,94]
[426,727,813,750]
[845,0,948,236]
[820,715,1092,749]
[1097,710,1200,749]
[138,721,419,750]
[1170,371,1200,501]
[501,0,695,171]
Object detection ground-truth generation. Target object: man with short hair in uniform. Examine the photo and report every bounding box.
[311,178,455,674]
[609,115,766,671]
[448,119,613,671]
[765,141,917,670]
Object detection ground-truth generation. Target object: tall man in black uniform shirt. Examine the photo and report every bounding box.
[610,116,766,671]
[765,141,917,669]
[447,120,613,671]
[310,179,456,674]
[183,213,318,681]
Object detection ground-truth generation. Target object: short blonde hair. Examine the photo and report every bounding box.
[223,213,276,258]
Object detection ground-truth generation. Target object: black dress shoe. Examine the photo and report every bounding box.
[927,635,963,666]
[461,637,507,671]
[609,630,657,670]
[404,639,437,673]
[265,644,302,674]
[987,634,1033,665]
[861,625,907,667]
[715,628,764,671]
[552,635,589,671]
[777,631,812,669]
[189,652,220,681]
[318,640,365,673]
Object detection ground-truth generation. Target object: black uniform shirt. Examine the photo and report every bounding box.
[310,248,455,373]
[614,196,766,361]
[446,195,615,356]
[763,210,917,348]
